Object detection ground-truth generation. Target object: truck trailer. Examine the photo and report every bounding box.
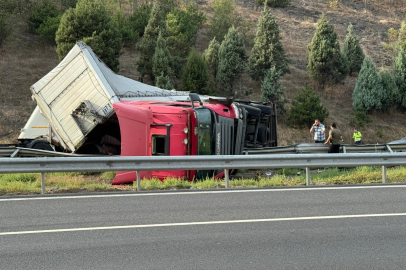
[19,42,277,184]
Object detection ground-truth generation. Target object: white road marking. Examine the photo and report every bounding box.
[1,185,406,202]
[1,213,406,236]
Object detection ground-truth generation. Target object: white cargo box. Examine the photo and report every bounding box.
[30,42,189,152]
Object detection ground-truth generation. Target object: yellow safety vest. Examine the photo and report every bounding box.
[353,132,362,141]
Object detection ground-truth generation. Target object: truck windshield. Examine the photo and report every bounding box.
[194,108,213,179]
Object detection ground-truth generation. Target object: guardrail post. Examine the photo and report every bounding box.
[382,166,387,184]
[224,169,229,189]
[306,167,310,186]
[41,172,45,194]
[136,171,141,191]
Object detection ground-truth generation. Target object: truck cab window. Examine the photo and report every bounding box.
[152,135,166,156]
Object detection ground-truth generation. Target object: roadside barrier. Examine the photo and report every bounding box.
[1,152,405,194]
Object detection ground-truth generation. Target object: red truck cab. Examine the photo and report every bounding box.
[112,95,276,184]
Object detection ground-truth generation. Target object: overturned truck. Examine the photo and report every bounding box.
[25,42,277,184]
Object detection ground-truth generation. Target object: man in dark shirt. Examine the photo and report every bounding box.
[324,123,343,153]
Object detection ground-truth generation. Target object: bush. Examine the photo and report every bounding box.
[114,10,139,46]
[261,66,286,111]
[56,0,123,72]
[394,50,406,109]
[307,15,348,85]
[378,68,397,111]
[137,2,168,79]
[128,1,152,37]
[217,26,247,96]
[256,0,290,8]
[181,49,209,95]
[349,110,371,127]
[208,0,252,44]
[287,85,329,128]
[343,24,364,75]
[27,0,60,32]
[37,14,62,44]
[249,5,289,82]
[152,31,173,82]
[0,13,11,47]
[166,4,206,59]
[352,57,384,112]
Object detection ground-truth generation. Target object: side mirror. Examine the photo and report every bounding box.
[189,93,203,108]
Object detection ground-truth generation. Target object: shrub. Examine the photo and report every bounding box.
[307,15,348,85]
[0,13,11,47]
[217,26,247,96]
[343,24,365,75]
[287,85,329,128]
[394,50,406,109]
[152,31,173,83]
[114,9,139,46]
[261,66,286,111]
[37,14,62,44]
[27,0,60,32]
[256,0,290,8]
[155,72,174,90]
[56,0,123,72]
[137,2,168,79]
[166,4,206,59]
[249,5,289,82]
[352,57,384,112]
[208,0,252,44]
[378,68,397,111]
[181,49,209,95]
[128,1,152,38]
[203,37,220,78]
[349,110,371,127]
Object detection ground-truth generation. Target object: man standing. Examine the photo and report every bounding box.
[310,119,325,143]
[325,123,343,153]
[353,128,362,145]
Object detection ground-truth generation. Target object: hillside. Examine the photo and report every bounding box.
[1,0,406,145]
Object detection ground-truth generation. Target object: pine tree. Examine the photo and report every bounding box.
[396,21,406,52]
[261,66,286,110]
[343,23,365,75]
[217,26,247,96]
[249,5,289,82]
[287,85,329,128]
[181,49,209,95]
[203,37,220,78]
[152,31,173,84]
[55,0,123,72]
[136,2,168,79]
[352,57,384,112]
[307,15,348,85]
[394,50,406,108]
[378,68,397,111]
[155,72,174,90]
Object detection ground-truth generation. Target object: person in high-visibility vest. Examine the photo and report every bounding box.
[353,129,362,145]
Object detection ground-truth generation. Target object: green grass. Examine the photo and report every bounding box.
[1,166,406,194]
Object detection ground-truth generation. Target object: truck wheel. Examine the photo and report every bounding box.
[31,142,54,151]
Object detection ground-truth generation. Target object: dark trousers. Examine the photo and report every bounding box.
[315,140,324,143]
[355,141,361,145]
[328,144,340,153]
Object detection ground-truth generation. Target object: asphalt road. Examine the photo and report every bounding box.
[1,185,406,269]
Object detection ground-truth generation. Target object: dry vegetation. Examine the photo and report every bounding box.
[1,0,406,145]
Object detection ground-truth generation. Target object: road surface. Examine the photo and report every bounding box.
[1,185,406,269]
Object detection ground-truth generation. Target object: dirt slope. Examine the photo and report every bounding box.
[1,0,405,145]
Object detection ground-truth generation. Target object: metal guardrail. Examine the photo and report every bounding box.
[1,153,406,194]
[243,143,406,155]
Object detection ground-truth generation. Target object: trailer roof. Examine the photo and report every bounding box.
[30,42,189,100]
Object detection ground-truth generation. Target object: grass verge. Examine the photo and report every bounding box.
[0,166,406,195]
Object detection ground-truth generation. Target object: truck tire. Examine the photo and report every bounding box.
[31,141,54,151]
